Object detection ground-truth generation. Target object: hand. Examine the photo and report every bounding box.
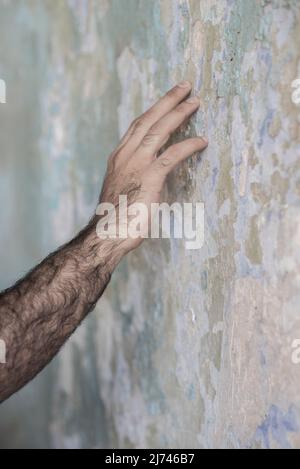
[97,81,208,254]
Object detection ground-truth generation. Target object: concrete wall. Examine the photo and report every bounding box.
[0,0,300,449]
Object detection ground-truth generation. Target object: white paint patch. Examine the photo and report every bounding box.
[0,79,6,104]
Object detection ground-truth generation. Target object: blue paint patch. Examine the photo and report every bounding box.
[258,47,272,70]
[260,351,266,367]
[254,405,299,449]
[235,250,263,279]
[258,109,275,147]
[187,383,196,401]
[201,271,208,291]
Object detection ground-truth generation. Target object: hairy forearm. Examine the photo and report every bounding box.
[0,218,123,402]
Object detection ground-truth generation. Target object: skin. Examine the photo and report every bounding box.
[0,81,208,402]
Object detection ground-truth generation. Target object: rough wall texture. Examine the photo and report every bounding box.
[0,0,300,449]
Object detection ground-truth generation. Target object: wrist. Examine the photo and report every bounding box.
[80,217,126,273]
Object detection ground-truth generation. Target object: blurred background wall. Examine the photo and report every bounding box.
[0,0,300,449]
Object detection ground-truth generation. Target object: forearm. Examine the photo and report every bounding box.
[0,218,123,402]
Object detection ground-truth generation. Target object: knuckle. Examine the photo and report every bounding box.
[158,155,173,169]
[142,131,160,147]
[131,117,145,134]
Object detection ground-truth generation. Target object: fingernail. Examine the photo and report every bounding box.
[200,137,208,144]
[186,96,200,104]
[178,80,191,88]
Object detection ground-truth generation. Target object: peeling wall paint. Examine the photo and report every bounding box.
[0,0,300,449]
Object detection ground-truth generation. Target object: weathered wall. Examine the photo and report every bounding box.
[0,0,300,449]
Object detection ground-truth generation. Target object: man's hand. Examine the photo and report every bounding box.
[0,82,208,402]
[99,80,208,252]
